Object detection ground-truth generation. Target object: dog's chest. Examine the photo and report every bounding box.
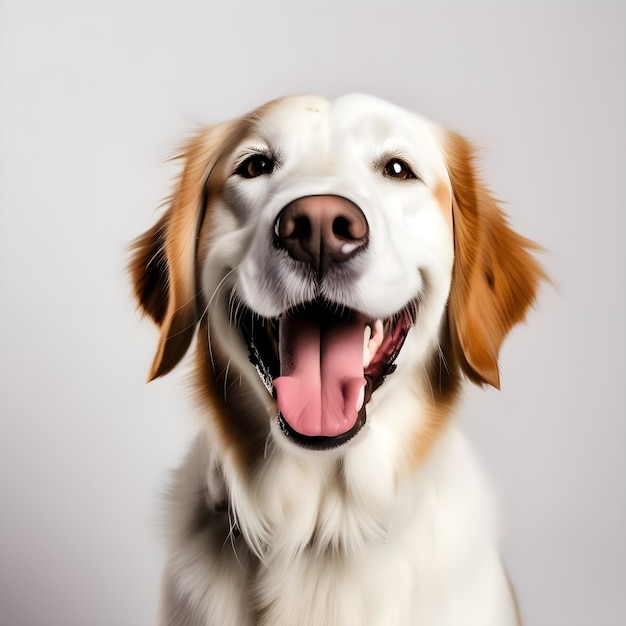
[167,428,517,626]
[252,542,424,626]
[248,471,468,626]
[234,430,472,625]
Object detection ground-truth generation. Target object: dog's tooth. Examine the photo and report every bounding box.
[366,319,384,361]
[363,350,371,369]
[373,319,384,342]
[364,320,385,367]
[363,326,372,368]
[356,384,365,412]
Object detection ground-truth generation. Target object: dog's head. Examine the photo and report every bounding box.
[130,94,544,459]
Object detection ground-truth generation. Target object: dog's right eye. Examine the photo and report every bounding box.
[235,154,275,179]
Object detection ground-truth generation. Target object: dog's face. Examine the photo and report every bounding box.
[205,94,455,448]
[227,94,453,321]
[131,94,543,460]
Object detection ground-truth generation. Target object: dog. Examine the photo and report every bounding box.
[130,93,544,626]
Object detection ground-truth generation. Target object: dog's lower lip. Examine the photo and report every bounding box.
[277,406,366,450]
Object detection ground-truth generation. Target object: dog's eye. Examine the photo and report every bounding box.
[383,158,416,180]
[235,154,275,179]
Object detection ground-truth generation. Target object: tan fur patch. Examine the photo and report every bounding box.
[400,321,463,477]
[434,179,453,234]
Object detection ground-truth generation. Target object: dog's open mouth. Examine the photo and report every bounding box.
[241,299,413,450]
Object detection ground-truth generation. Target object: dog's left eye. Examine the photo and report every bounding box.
[383,158,416,180]
[235,154,275,179]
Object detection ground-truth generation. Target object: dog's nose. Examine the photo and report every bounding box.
[274,195,369,276]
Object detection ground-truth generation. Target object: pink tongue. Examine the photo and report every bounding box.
[273,315,366,437]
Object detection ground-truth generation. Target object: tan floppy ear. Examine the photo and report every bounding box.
[445,131,546,389]
[129,122,238,381]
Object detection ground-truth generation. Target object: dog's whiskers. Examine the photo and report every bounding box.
[423,362,436,404]
[435,343,451,393]
[263,431,276,461]
[223,359,232,400]
[224,505,243,568]
[206,266,239,313]
[228,292,246,329]
[203,266,239,375]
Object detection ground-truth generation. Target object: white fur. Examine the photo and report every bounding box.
[163,419,517,625]
[147,94,522,625]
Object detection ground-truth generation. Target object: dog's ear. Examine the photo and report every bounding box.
[445,131,545,389]
[129,122,238,381]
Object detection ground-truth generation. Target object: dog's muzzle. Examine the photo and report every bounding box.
[241,194,412,450]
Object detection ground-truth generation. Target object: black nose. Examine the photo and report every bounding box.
[274,195,369,277]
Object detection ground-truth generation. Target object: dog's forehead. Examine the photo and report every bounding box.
[251,95,330,147]
[330,93,438,140]
[250,93,443,154]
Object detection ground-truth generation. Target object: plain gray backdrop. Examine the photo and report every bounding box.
[1,1,624,625]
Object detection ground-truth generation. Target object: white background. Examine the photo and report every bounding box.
[1,1,624,625]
